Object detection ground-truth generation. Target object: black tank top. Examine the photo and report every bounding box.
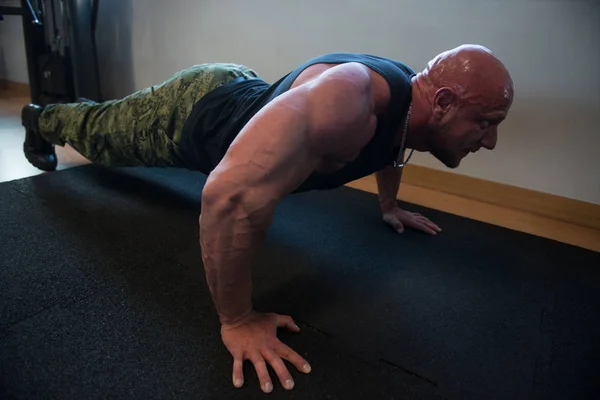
[179,53,415,193]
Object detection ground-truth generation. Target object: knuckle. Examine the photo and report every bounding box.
[278,348,291,359]
[274,360,289,374]
[251,356,266,366]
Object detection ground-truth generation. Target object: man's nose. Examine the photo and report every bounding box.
[481,127,498,150]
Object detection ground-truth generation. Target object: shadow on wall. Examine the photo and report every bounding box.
[95,0,135,99]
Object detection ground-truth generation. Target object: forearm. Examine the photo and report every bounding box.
[200,191,276,325]
[375,165,403,209]
[197,65,376,325]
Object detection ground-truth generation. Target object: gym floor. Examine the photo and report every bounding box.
[1,88,599,399]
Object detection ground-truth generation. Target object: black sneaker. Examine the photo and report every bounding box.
[21,104,57,172]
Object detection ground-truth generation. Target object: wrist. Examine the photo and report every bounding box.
[378,197,397,212]
[220,308,255,330]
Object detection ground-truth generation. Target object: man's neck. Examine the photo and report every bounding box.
[397,76,430,151]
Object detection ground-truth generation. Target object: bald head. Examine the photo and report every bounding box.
[410,44,515,169]
[423,44,514,107]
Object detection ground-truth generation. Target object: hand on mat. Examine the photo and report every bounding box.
[382,206,441,235]
[221,311,311,393]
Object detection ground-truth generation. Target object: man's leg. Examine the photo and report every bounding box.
[22,63,260,171]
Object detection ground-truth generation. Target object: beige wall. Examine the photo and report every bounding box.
[3,0,599,204]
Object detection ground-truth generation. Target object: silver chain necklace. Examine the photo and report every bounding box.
[393,102,414,169]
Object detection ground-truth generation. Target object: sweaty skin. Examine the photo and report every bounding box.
[407,44,514,168]
[199,44,514,393]
[377,45,513,235]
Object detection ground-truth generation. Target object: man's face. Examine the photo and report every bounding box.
[425,89,512,168]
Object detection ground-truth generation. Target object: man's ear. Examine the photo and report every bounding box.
[432,87,457,119]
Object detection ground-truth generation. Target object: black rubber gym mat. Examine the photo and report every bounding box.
[1,165,598,399]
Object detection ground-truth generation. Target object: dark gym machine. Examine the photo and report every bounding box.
[0,0,101,104]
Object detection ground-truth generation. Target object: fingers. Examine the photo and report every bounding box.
[419,224,438,235]
[416,216,442,233]
[388,209,442,235]
[275,340,312,374]
[383,213,404,233]
[404,217,437,235]
[411,218,437,235]
[249,345,309,393]
[227,313,310,393]
[277,314,300,333]
[408,212,441,235]
[263,349,295,390]
[414,213,440,228]
[250,354,274,393]
[232,357,244,388]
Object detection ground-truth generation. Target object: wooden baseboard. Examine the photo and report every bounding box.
[347,165,600,232]
[0,79,30,98]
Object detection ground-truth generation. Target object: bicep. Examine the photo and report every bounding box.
[204,63,376,203]
[206,89,319,202]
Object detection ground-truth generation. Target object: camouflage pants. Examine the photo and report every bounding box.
[38,63,260,167]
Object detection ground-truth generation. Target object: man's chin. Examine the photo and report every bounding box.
[444,158,461,169]
[432,152,461,169]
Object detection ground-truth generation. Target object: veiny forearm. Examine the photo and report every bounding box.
[200,192,276,325]
[375,165,403,209]
[197,65,377,326]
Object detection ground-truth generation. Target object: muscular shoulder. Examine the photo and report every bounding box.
[291,61,391,113]
[295,62,389,164]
